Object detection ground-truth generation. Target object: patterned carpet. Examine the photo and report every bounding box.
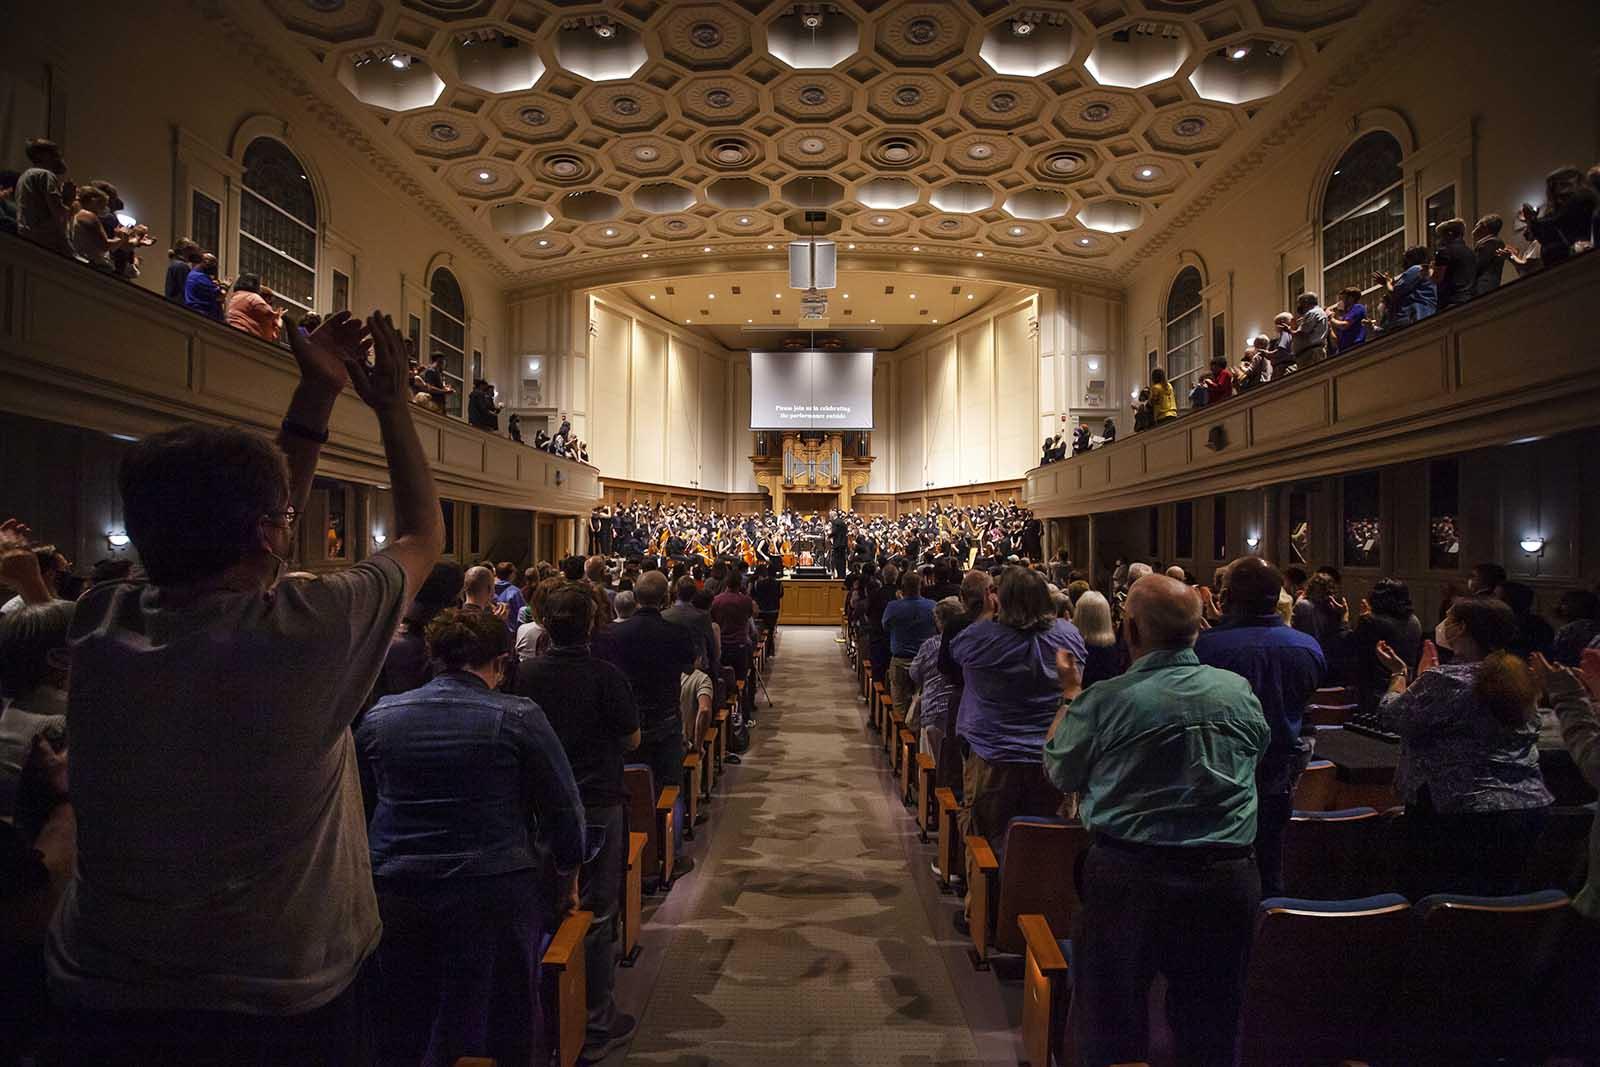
[622,627,989,1066]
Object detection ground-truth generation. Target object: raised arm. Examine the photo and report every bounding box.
[343,313,446,603]
[280,311,363,517]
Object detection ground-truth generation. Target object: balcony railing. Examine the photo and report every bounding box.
[1026,250,1600,517]
[0,236,600,515]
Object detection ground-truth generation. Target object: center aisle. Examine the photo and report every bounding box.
[621,627,1005,1066]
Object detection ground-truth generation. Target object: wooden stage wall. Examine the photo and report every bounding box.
[777,578,846,626]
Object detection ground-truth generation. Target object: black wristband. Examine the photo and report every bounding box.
[280,417,329,444]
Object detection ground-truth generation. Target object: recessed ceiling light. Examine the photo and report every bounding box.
[909,293,917,300]
[873,215,888,225]
[869,318,877,323]
[603,227,617,236]
[538,238,550,246]
[475,170,494,183]
[707,293,715,299]
[703,246,712,252]
[1011,18,1034,37]
[1009,226,1026,236]
[648,294,656,299]
[595,21,617,39]
[766,243,775,249]
[931,319,939,324]
[641,252,649,258]
[1228,44,1250,60]
[1087,359,1100,371]
[1135,166,1160,181]
[842,293,849,298]
[1076,237,1093,246]
[911,245,921,251]
[976,251,985,257]
[847,243,856,249]
[967,293,975,299]
[389,54,408,69]
[747,318,753,323]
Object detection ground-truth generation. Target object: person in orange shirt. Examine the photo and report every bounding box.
[223,273,283,343]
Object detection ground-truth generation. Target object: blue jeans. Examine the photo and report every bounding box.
[371,869,545,1067]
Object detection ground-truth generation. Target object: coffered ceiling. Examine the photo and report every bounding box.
[596,269,1027,350]
[247,0,1374,286]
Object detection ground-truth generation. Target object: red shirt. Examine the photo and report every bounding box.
[1206,367,1235,405]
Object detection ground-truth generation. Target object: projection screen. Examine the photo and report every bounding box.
[748,350,874,430]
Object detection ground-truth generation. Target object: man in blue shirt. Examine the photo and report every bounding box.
[1194,556,1326,896]
[1044,575,1267,1067]
[492,562,527,626]
[881,569,936,720]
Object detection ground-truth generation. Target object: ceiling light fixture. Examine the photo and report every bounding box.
[976,251,984,257]
[911,245,921,251]
[594,19,616,39]
[685,319,692,324]
[106,531,130,548]
[847,243,856,249]
[389,54,408,69]
[1011,18,1035,37]
[766,243,775,249]
[737,215,751,224]
[873,216,888,225]
[1520,536,1546,554]
[703,246,712,252]
[603,227,617,236]
[842,293,849,298]
[648,294,656,299]
[869,318,876,323]
[967,293,975,300]
[1227,44,1251,60]
[801,12,823,29]
[641,252,649,258]
[475,170,494,182]
[1087,359,1100,371]
[1246,534,1261,549]
[538,238,550,246]
[774,292,782,298]
[707,293,715,299]
[909,293,917,300]
[1076,237,1093,246]
[1136,167,1157,180]
[1009,226,1025,236]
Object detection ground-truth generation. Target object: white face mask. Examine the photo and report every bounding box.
[1434,619,1454,652]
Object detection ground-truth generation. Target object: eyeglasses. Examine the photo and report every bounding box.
[263,505,300,529]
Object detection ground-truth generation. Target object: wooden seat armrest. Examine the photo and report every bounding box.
[715,708,729,723]
[656,785,680,815]
[683,753,701,769]
[898,728,915,745]
[627,831,647,866]
[936,787,959,812]
[916,752,936,770]
[454,1059,497,1067]
[702,728,718,746]
[966,836,999,874]
[1018,914,1069,975]
[541,910,594,969]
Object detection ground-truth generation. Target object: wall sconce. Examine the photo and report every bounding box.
[106,531,130,548]
[1245,534,1260,550]
[1519,536,1545,555]
[372,531,387,546]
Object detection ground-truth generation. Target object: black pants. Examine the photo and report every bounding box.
[722,643,753,715]
[60,956,375,1067]
[580,803,628,1047]
[831,549,846,577]
[1070,839,1259,1067]
[1254,791,1294,898]
[758,611,779,655]
[1402,799,1549,899]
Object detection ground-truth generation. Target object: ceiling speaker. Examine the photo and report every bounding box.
[787,239,836,290]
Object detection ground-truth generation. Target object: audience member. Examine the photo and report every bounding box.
[711,572,757,722]
[1239,334,1272,390]
[604,571,693,854]
[949,567,1085,932]
[1376,596,1553,898]
[0,601,73,822]
[1551,589,1600,667]
[1432,218,1477,311]
[1330,286,1367,351]
[0,169,18,232]
[1148,368,1177,425]
[66,184,122,272]
[1044,574,1267,1067]
[493,561,527,624]
[16,139,72,255]
[1519,165,1598,266]
[882,569,935,722]
[1194,557,1326,896]
[513,583,640,1061]
[1350,577,1423,716]
[908,596,961,790]
[1202,353,1234,405]
[1498,580,1555,659]
[1292,572,1350,680]
[182,252,223,320]
[612,589,637,620]
[467,379,502,432]
[1266,311,1296,377]
[359,607,584,1067]
[1472,213,1507,295]
[164,238,200,301]
[1375,245,1437,327]
[1289,291,1330,368]
[1070,590,1125,692]
[47,311,445,1063]
[751,564,783,656]
[368,561,464,708]
[223,273,283,342]
[663,575,717,672]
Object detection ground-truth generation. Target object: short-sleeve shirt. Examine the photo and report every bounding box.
[515,645,638,808]
[16,167,66,248]
[679,669,713,741]
[224,290,281,342]
[1336,303,1367,350]
[710,590,756,649]
[1292,306,1330,353]
[48,556,408,1015]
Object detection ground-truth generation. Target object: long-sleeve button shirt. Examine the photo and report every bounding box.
[182,269,222,320]
[1194,614,1325,792]
[1546,669,1600,918]
[908,633,953,734]
[950,617,1087,764]
[1044,648,1269,847]
[358,671,586,879]
[1379,663,1553,814]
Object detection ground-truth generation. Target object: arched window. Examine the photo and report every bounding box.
[239,137,318,313]
[1320,131,1404,301]
[429,267,467,418]
[1164,266,1204,404]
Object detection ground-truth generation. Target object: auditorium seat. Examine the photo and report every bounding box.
[966,816,1089,962]
[1306,701,1356,727]
[541,909,594,1067]
[934,787,964,892]
[1399,890,1571,1064]
[1292,759,1338,811]
[1314,685,1356,706]
[1522,803,1594,894]
[1282,807,1385,899]
[623,764,677,888]
[1018,912,1070,1067]
[1236,894,1411,1067]
[914,752,936,841]
[621,831,648,966]
[682,751,701,839]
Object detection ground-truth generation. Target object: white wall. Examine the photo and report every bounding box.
[1119,0,1600,390]
[586,297,740,492]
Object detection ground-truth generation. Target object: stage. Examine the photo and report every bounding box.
[775,576,846,626]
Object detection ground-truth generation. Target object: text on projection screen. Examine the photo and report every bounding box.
[749,350,874,430]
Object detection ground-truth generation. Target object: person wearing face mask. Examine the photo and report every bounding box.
[1375,596,1554,900]
[357,607,586,1067]
[48,312,446,1063]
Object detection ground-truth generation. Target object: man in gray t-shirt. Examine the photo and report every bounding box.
[47,311,444,1060]
[16,138,71,254]
[1290,292,1330,368]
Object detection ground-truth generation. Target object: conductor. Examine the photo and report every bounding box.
[830,510,849,578]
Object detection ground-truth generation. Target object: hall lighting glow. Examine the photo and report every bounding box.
[1227,44,1250,60]
[476,170,493,182]
[641,252,649,258]
[537,239,550,246]
[1246,534,1261,549]
[707,293,715,299]
[1137,167,1157,179]
[766,243,775,250]
[967,293,975,300]
[603,227,617,236]
[873,216,888,225]
[911,245,921,251]
[842,293,849,298]
[1087,359,1100,371]
[1520,536,1546,554]
[976,252,985,257]
[372,531,388,545]
[116,211,137,227]
[389,55,408,69]
[106,531,130,548]
[847,243,856,249]
[648,294,655,299]
[703,246,712,252]
[1077,237,1093,246]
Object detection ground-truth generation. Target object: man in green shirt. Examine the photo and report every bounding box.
[1043,574,1268,1067]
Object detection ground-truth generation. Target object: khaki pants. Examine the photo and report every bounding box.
[961,752,1067,918]
[888,655,915,720]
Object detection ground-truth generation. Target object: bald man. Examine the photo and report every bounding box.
[1043,574,1268,1067]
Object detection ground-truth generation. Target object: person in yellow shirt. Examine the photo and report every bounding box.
[1149,368,1178,424]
